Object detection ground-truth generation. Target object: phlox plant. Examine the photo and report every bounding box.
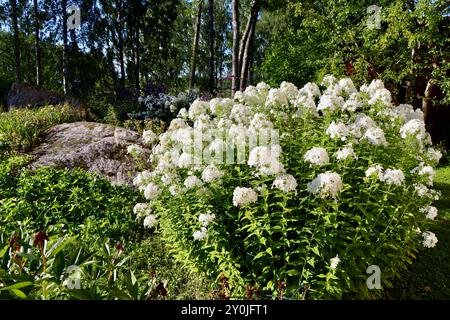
[132,75,442,299]
[131,90,199,121]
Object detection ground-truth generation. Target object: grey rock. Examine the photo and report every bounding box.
[29,122,150,186]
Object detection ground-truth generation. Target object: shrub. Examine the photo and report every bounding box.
[133,90,198,121]
[133,76,443,299]
[0,163,209,300]
[0,167,144,243]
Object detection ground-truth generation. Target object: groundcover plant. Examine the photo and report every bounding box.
[131,75,442,299]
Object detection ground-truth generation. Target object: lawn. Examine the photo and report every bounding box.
[383,164,450,299]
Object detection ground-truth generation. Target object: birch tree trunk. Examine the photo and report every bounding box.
[11,0,21,83]
[239,0,260,91]
[33,0,42,86]
[62,0,68,94]
[189,0,203,91]
[135,21,141,94]
[231,0,240,95]
[208,0,215,94]
[117,0,125,89]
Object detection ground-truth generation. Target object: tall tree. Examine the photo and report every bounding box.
[231,0,240,94]
[116,0,125,89]
[135,19,140,93]
[189,0,203,90]
[62,0,68,94]
[10,0,21,82]
[207,0,214,94]
[239,0,260,91]
[33,0,42,86]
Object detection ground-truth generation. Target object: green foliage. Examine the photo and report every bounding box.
[261,0,449,106]
[0,105,82,157]
[0,157,209,300]
[0,167,144,243]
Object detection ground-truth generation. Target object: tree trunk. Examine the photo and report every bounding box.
[405,47,415,103]
[33,0,42,86]
[118,31,125,88]
[135,22,140,94]
[422,79,433,123]
[208,0,215,94]
[189,0,203,91]
[422,60,438,123]
[117,0,125,89]
[231,0,240,95]
[238,5,253,83]
[11,0,21,83]
[62,0,68,95]
[25,6,32,84]
[239,0,260,91]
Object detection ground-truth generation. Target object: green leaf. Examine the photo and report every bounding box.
[0,244,9,259]
[9,289,27,299]
[311,246,320,256]
[112,287,132,300]
[0,281,33,291]
[45,235,73,258]
[67,289,94,300]
[286,269,300,276]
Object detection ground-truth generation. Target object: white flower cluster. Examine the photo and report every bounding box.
[248,145,285,175]
[382,169,405,186]
[365,165,405,186]
[411,163,435,186]
[144,182,162,200]
[143,129,158,145]
[133,203,152,219]
[201,165,224,182]
[330,254,341,270]
[420,206,438,220]
[414,183,441,200]
[143,215,158,229]
[400,119,427,140]
[422,231,438,248]
[184,175,203,189]
[193,227,208,241]
[304,147,330,166]
[272,174,297,192]
[233,187,258,207]
[365,164,384,180]
[362,127,388,146]
[127,144,144,155]
[427,148,442,163]
[326,121,349,141]
[307,171,343,199]
[334,144,356,161]
[199,213,216,226]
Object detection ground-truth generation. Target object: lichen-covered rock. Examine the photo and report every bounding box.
[29,122,149,186]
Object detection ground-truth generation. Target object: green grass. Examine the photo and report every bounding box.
[382,166,450,299]
[0,105,82,156]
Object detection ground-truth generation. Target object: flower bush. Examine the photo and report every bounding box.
[130,90,199,121]
[133,75,442,299]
